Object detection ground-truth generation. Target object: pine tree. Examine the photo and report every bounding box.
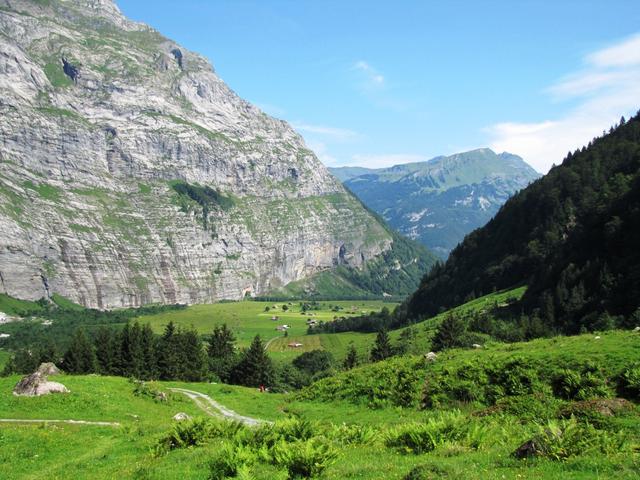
[119,322,145,378]
[94,327,116,375]
[157,321,179,380]
[37,338,58,365]
[140,323,157,380]
[63,328,97,374]
[431,314,466,351]
[207,324,237,382]
[232,335,274,387]
[342,344,359,370]
[370,329,394,362]
[179,327,207,382]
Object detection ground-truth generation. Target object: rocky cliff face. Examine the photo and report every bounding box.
[0,0,392,308]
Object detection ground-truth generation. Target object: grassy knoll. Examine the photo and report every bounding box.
[137,300,394,360]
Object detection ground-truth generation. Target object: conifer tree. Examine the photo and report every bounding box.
[63,328,97,374]
[431,314,466,351]
[232,335,274,387]
[370,329,394,362]
[157,321,179,380]
[343,344,359,370]
[207,324,237,382]
[140,323,157,379]
[179,327,207,382]
[94,327,116,375]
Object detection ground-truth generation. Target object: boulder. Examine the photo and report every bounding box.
[13,372,69,397]
[424,352,437,362]
[37,362,61,376]
[172,412,191,421]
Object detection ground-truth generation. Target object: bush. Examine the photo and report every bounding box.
[514,418,629,460]
[385,411,484,454]
[552,363,611,400]
[271,438,338,479]
[209,444,257,480]
[155,419,246,455]
[292,350,334,376]
[155,418,213,454]
[617,364,640,401]
[486,394,561,421]
[330,423,379,446]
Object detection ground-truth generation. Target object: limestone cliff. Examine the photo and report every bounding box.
[0,0,396,308]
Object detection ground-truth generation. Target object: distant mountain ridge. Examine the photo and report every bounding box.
[330,149,540,257]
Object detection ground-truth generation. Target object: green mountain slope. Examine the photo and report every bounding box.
[330,149,540,257]
[406,113,640,333]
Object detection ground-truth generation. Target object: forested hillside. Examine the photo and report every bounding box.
[407,113,640,334]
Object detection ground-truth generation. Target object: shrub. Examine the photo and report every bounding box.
[552,363,611,400]
[155,418,213,454]
[271,438,338,479]
[385,411,482,454]
[488,357,545,398]
[488,394,561,421]
[330,423,379,446]
[209,444,257,480]
[155,419,246,455]
[513,418,629,460]
[617,364,640,401]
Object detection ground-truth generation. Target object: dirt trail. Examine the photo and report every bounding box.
[169,387,270,427]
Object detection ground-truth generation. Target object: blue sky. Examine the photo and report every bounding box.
[118,0,640,172]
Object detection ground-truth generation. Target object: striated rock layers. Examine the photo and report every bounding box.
[0,0,392,308]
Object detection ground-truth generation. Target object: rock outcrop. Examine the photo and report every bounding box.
[0,0,394,308]
[13,368,69,397]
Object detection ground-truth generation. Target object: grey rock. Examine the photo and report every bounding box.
[0,0,393,308]
[13,372,69,396]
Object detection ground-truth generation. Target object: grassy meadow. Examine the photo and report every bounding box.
[1,328,638,479]
[136,300,395,362]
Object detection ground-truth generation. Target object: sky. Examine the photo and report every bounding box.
[117,0,640,173]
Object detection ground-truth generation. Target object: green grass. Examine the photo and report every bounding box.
[0,347,638,479]
[22,180,63,201]
[51,294,85,311]
[0,294,43,315]
[43,62,72,88]
[137,300,394,362]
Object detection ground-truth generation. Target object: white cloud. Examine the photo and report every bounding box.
[349,153,430,169]
[353,60,385,91]
[487,32,640,173]
[292,122,359,140]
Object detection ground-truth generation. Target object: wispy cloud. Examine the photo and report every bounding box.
[353,60,385,91]
[292,122,359,140]
[306,140,338,166]
[487,33,640,173]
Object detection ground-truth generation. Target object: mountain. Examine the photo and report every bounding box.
[330,149,540,257]
[0,0,434,308]
[406,113,640,333]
